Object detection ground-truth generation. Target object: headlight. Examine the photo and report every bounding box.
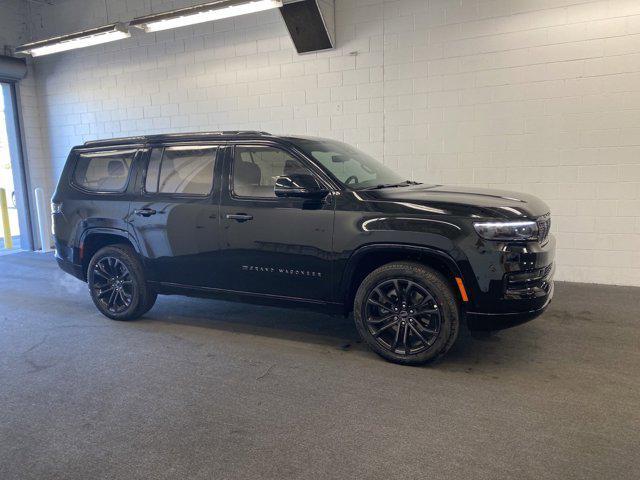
[473,220,538,241]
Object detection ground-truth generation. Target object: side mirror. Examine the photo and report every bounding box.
[274,174,328,199]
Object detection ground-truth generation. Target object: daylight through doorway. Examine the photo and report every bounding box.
[0,82,21,252]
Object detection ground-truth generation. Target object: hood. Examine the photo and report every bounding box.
[357,184,550,220]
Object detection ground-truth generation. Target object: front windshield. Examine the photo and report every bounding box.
[294,138,408,190]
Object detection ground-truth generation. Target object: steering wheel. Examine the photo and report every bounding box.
[344,175,359,185]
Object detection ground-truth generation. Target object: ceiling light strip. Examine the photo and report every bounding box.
[129,0,283,33]
[15,0,284,58]
[15,24,130,57]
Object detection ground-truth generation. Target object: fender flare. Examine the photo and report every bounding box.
[79,227,142,258]
[338,243,465,303]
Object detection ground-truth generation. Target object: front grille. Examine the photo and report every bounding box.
[537,214,551,243]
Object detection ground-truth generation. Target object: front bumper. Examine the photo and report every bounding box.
[466,281,554,330]
[461,234,556,331]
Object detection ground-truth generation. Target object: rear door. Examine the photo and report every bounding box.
[128,143,223,288]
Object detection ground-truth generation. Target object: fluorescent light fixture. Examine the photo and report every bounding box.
[130,0,283,33]
[16,24,130,57]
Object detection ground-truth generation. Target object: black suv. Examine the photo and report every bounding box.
[52,131,555,365]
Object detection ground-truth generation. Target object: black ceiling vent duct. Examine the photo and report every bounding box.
[0,55,27,83]
[280,0,335,54]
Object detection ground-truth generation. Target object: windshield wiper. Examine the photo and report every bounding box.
[361,180,421,190]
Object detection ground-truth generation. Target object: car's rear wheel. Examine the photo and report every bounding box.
[87,245,156,321]
[353,262,460,365]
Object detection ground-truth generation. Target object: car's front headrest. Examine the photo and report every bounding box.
[107,160,125,176]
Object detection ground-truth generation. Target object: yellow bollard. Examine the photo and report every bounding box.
[0,188,12,250]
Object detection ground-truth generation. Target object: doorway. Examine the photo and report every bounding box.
[0,81,28,253]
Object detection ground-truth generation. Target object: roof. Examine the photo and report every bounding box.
[82,131,274,148]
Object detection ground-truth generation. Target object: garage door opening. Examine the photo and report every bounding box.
[0,82,23,252]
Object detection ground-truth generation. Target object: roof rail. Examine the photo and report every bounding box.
[83,136,147,147]
[83,130,272,147]
[220,130,272,135]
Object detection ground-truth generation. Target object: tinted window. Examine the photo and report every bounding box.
[145,146,217,195]
[144,148,162,193]
[73,150,135,192]
[233,146,311,198]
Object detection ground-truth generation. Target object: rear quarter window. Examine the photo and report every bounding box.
[72,150,136,192]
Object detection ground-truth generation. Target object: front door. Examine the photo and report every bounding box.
[219,143,335,301]
[128,144,222,288]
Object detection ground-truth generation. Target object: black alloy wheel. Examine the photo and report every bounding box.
[87,245,156,321]
[92,256,134,314]
[364,278,442,355]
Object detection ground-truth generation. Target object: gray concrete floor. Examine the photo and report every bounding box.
[0,252,639,480]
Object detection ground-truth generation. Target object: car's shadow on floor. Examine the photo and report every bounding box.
[135,295,541,369]
[138,295,361,347]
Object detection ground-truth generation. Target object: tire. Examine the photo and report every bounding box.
[87,244,156,321]
[353,262,460,365]
[137,290,158,317]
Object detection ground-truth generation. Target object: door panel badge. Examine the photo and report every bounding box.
[241,265,322,278]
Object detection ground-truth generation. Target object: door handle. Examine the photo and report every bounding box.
[226,213,253,222]
[134,208,157,217]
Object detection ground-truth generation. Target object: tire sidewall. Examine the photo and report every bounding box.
[87,246,145,321]
[354,263,459,365]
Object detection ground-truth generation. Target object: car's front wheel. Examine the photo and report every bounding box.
[353,262,460,365]
[87,245,156,321]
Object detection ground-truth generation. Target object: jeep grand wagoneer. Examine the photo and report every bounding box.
[53,131,555,364]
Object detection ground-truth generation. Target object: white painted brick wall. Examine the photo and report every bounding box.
[10,0,640,286]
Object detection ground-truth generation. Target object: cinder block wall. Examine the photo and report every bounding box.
[18,0,640,286]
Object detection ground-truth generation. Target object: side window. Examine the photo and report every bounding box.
[232,146,312,198]
[73,150,135,192]
[145,146,217,196]
[144,148,162,193]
